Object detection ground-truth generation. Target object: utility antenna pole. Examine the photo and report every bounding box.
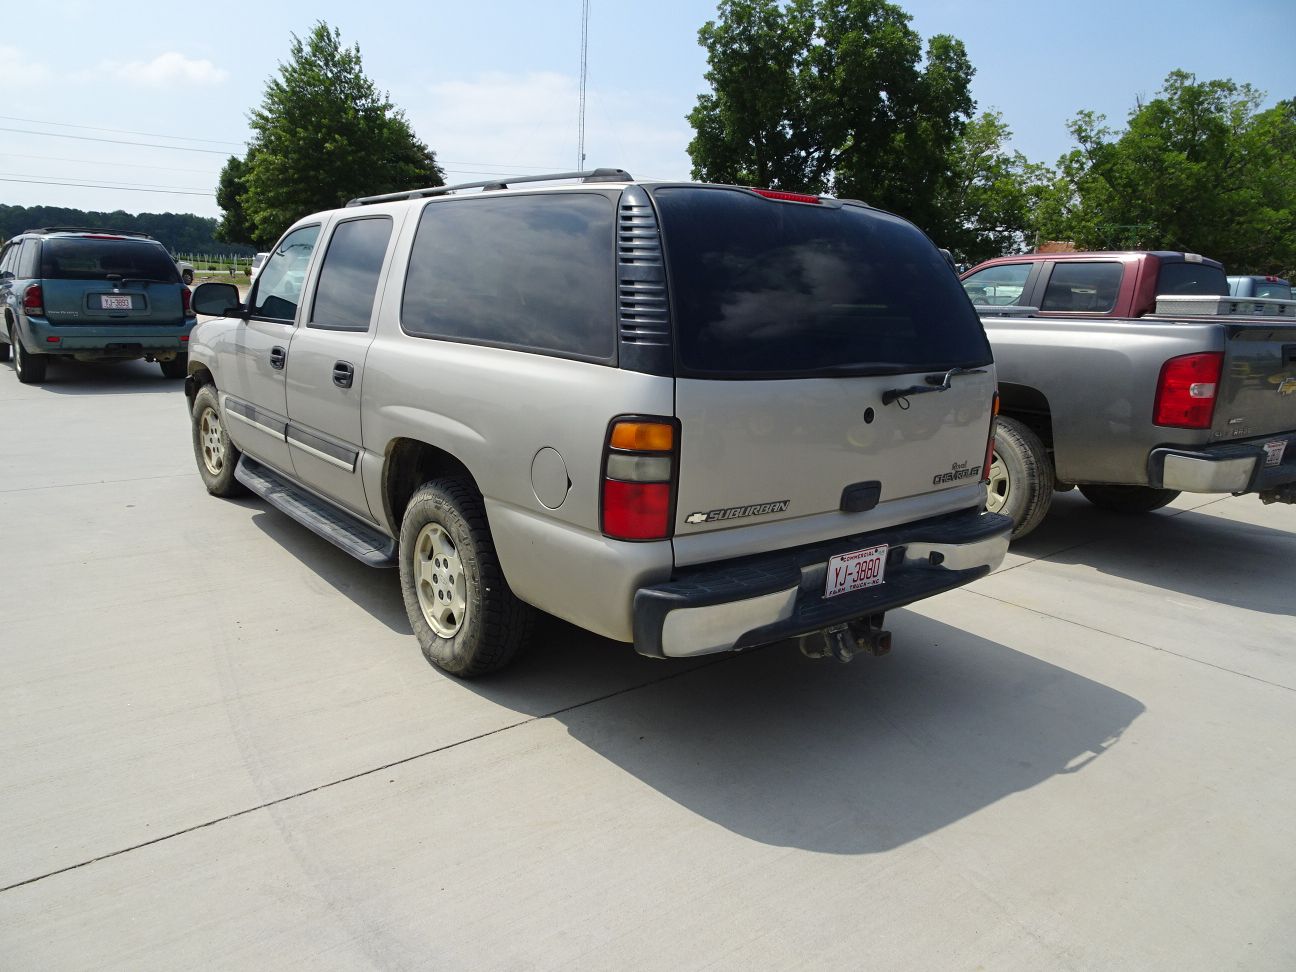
[577,0,590,171]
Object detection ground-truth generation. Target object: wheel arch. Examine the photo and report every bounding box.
[381,437,479,537]
[997,382,1054,452]
[185,363,215,414]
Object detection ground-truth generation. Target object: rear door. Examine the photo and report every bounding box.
[651,187,996,562]
[39,237,185,324]
[284,212,400,520]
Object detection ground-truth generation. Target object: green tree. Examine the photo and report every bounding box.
[224,22,444,248]
[1032,72,1296,273]
[214,154,255,247]
[686,0,983,247]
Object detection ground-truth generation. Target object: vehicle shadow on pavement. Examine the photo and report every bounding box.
[476,611,1144,855]
[246,500,1144,855]
[13,358,184,394]
[1011,491,1294,617]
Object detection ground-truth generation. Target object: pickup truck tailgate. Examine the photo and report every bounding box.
[1214,324,1296,440]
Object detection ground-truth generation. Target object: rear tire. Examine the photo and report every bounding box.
[985,416,1053,540]
[399,479,533,677]
[13,333,47,384]
[160,353,188,379]
[1078,484,1180,514]
[191,383,247,497]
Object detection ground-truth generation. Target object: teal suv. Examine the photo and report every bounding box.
[0,227,197,383]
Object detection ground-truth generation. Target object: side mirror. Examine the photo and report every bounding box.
[0,270,13,282]
[193,281,245,318]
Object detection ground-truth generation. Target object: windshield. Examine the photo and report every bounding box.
[652,187,991,378]
[40,238,180,283]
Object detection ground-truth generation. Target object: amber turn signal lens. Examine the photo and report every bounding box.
[609,421,674,452]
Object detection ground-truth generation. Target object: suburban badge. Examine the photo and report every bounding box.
[685,500,790,524]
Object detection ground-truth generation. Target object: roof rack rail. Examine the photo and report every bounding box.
[24,226,153,238]
[346,168,633,207]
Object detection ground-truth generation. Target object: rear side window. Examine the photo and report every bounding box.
[961,263,1031,306]
[309,217,393,331]
[1157,262,1228,296]
[652,187,990,377]
[1040,261,1123,313]
[401,193,616,360]
[18,239,41,278]
[39,238,178,282]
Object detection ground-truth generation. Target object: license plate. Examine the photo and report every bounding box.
[99,295,133,310]
[825,544,888,598]
[1263,440,1287,467]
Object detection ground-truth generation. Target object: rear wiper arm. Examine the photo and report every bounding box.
[882,367,987,407]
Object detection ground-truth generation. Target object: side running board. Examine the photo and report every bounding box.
[235,455,397,567]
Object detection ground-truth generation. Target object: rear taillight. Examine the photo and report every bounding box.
[601,418,677,541]
[22,284,44,316]
[181,286,192,316]
[982,391,1000,482]
[1154,352,1223,429]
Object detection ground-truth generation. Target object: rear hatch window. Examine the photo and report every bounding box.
[651,187,991,377]
[41,238,180,283]
[1157,261,1228,296]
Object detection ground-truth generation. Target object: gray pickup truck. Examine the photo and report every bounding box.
[960,251,1296,537]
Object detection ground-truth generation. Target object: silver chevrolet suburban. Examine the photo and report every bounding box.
[184,170,1011,677]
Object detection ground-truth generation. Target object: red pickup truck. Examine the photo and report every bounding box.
[959,250,1229,318]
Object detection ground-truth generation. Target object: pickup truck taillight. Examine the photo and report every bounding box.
[1154,352,1223,429]
[22,284,44,317]
[601,418,678,541]
[982,391,1000,481]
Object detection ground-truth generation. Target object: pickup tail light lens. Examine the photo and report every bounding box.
[22,284,44,316]
[1154,352,1223,429]
[602,418,677,541]
[982,391,1000,482]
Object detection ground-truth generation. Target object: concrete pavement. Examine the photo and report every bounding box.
[2,356,1294,970]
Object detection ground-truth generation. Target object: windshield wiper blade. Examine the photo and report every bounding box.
[882,366,987,406]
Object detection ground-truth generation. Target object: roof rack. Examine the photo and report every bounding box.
[346,168,633,207]
[24,226,153,238]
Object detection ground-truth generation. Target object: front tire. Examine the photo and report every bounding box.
[13,333,47,384]
[399,479,533,677]
[191,383,247,497]
[985,416,1053,540]
[0,332,9,363]
[1078,484,1180,514]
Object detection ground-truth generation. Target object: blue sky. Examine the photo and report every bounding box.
[3,0,1292,220]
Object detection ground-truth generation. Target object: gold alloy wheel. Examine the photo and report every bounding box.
[199,406,227,477]
[985,453,1009,514]
[414,522,468,638]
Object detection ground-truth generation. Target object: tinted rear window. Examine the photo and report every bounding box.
[401,193,616,361]
[40,238,179,283]
[1254,281,1292,299]
[1157,262,1228,296]
[652,188,990,377]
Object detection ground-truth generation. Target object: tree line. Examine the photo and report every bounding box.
[0,205,253,257]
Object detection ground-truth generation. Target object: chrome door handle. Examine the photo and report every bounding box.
[269,346,286,370]
[332,361,354,388]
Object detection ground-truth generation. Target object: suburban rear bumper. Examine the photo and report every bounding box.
[632,508,1012,659]
[1148,433,1296,493]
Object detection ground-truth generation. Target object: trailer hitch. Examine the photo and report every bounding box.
[800,615,892,662]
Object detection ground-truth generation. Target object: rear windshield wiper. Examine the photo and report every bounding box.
[882,366,987,407]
